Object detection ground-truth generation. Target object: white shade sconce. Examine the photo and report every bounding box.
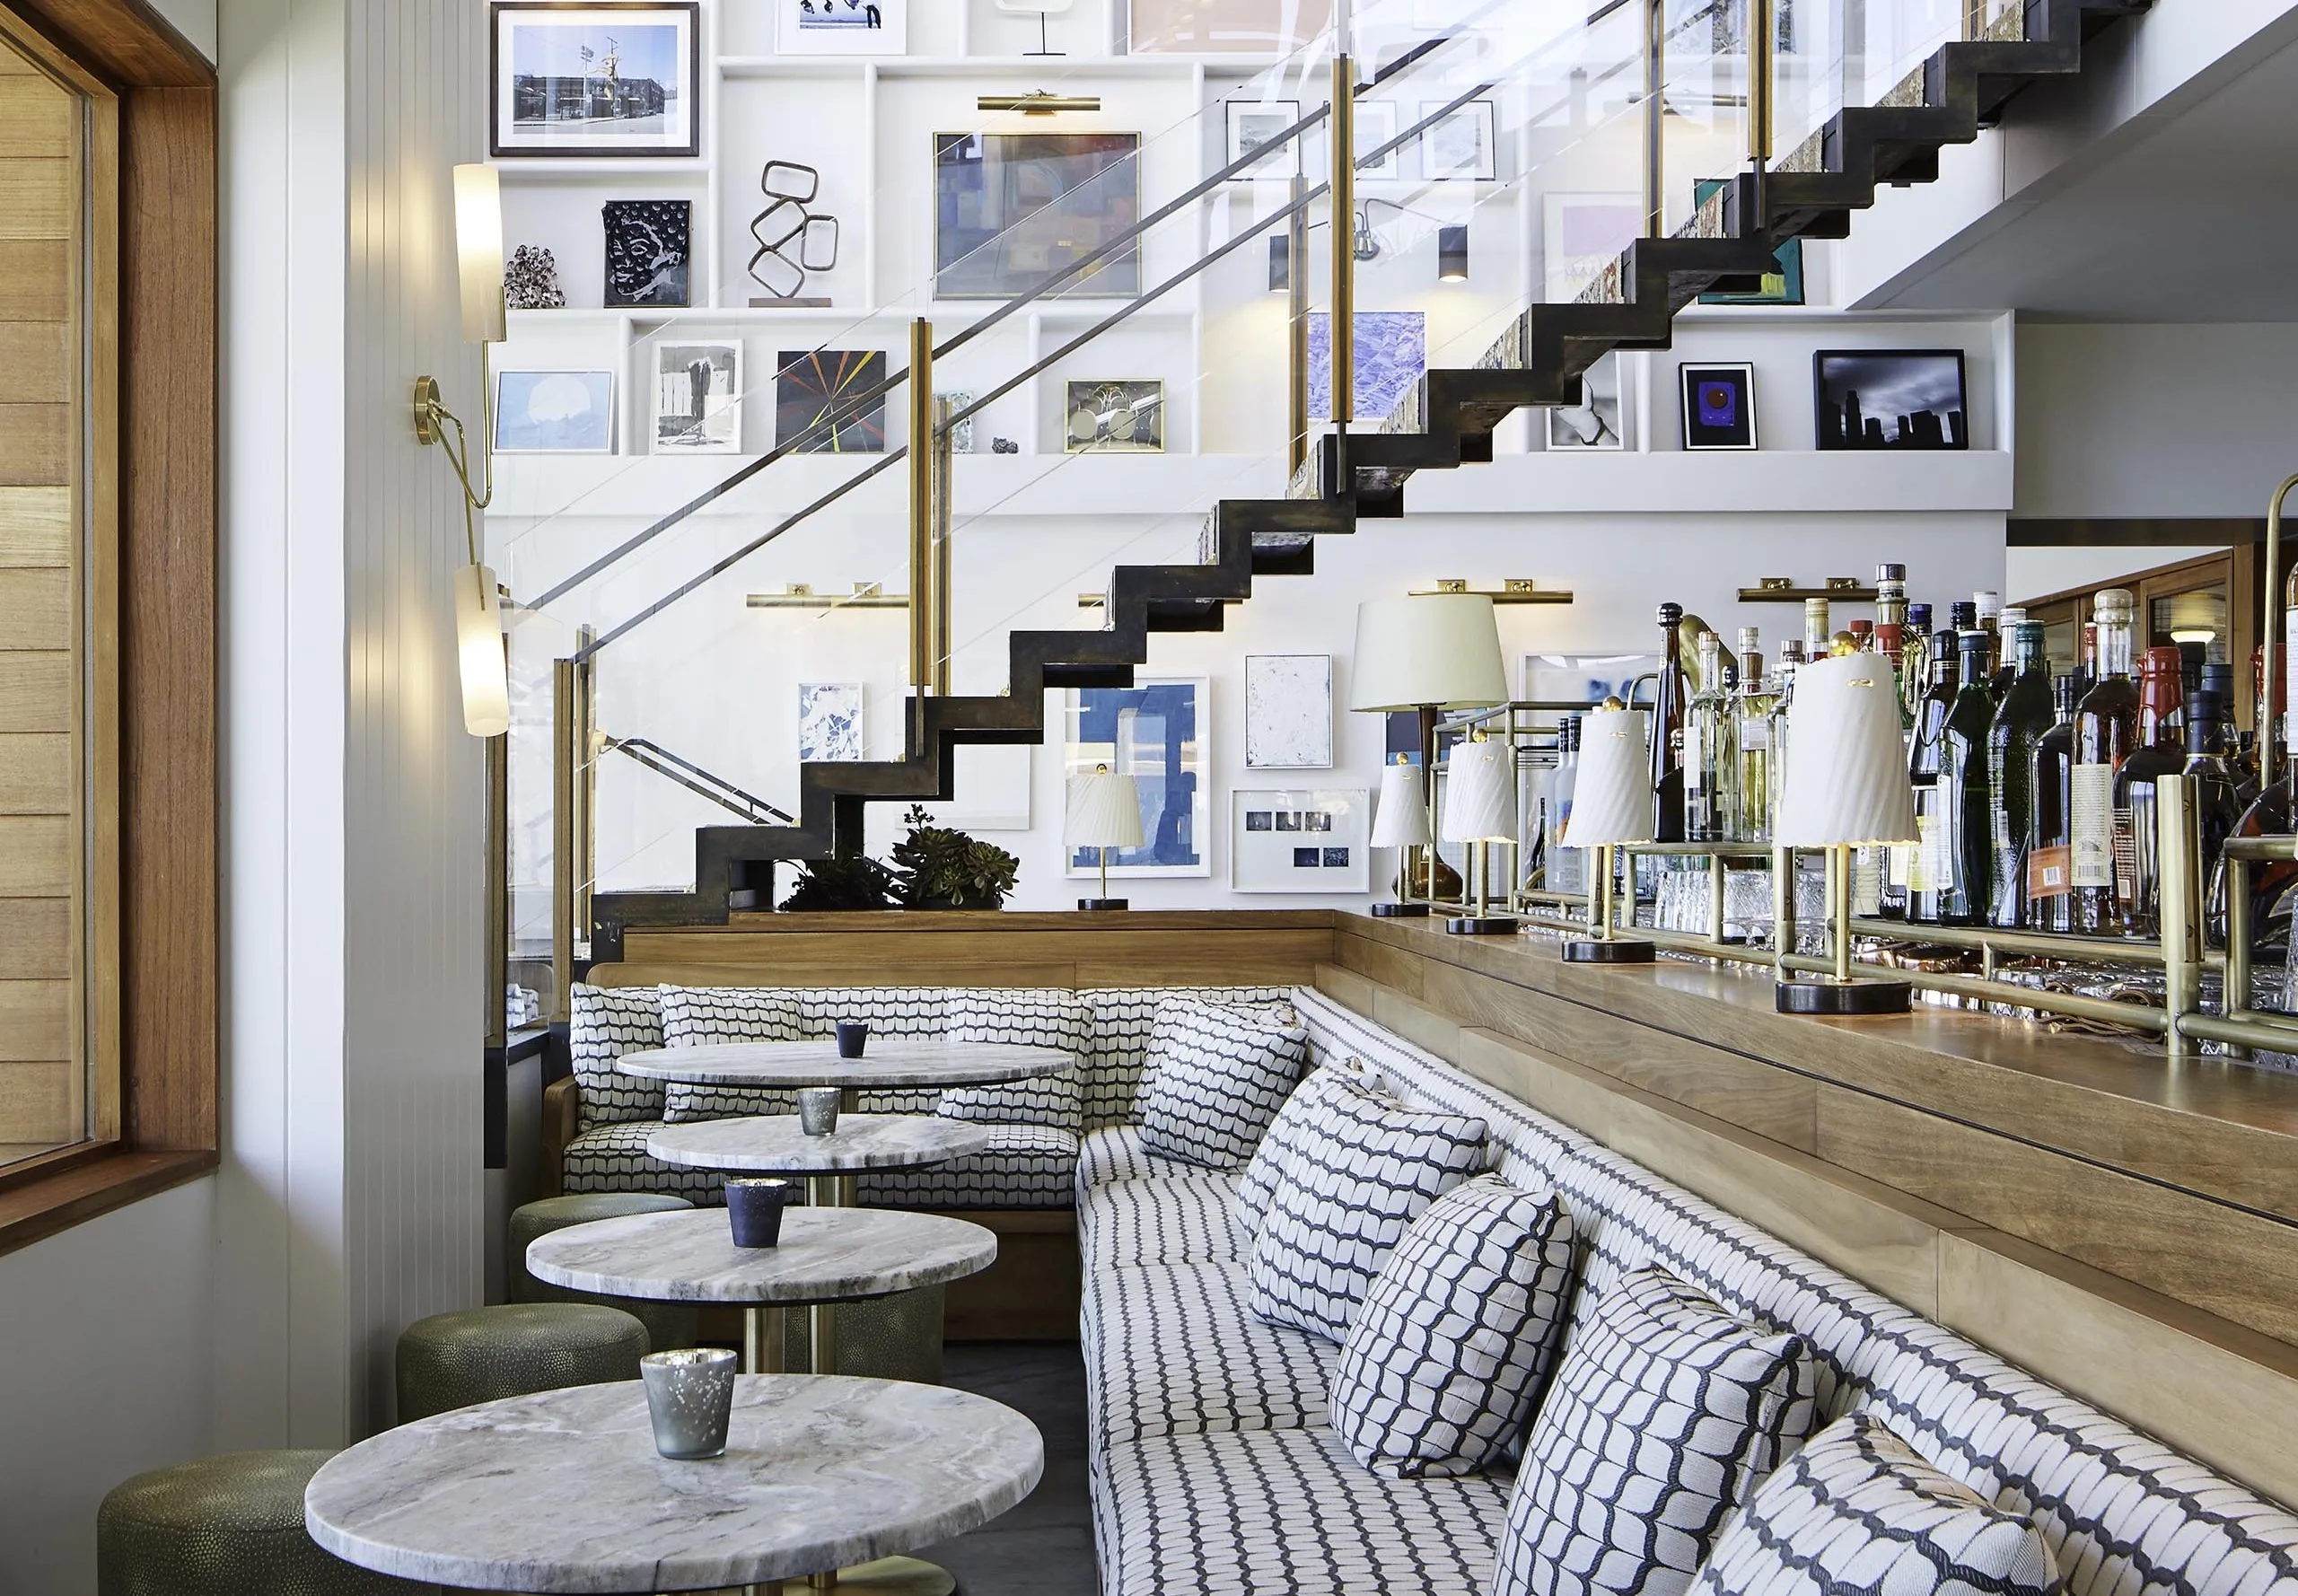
[1557,705,1654,963]
[1439,734,1519,936]
[1067,763,1145,911]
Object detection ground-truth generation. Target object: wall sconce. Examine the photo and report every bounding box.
[1438,224,1469,283]
[977,92,1101,114]
[1408,578,1575,606]
[1267,234,1290,294]
[745,583,911,609]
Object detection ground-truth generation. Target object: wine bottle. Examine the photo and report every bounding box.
[1987,620,2055,928]
[1973,590,2002,671]
[2183,689,2244,944]
[2118,645,2188,938]
[1926,631,1995,925]
[1686,631,1729,843]
[1904,628,1960,924]
[2028,673,2083,933]
[1653,602,1688,843]
[2072,590,2142,935]
[1990,605,2027,700]
[1734,628,1776,844]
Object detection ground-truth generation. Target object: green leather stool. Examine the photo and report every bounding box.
[510,1192,700,1352]
[98,1451,424,1596]
[395,1302,647,1423]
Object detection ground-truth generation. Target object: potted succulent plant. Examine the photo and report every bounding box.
[889,806,1020,910]
[777,852,899,912]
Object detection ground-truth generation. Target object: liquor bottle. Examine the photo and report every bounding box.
[1989,606,2027,699]
[2118,645,2189,938]
[1767,639,1804,835]
[1974,590,2003,657]
[1549,715,1583,895]
[1653,602,1688,843]
[1846,619,1874,654]
[2071,590,2142,935]
[1903,628,1960,924]
[1733,628,1776,844]
[2027,673,2083,933]
[2184,689,2245,943]
[1686,631,1729,843]
[1802,598,1831,664]
[1874,566,1909,670]
[1898,601,1934,730]
[1987,620,2055,928]
[1921,631,1995,925]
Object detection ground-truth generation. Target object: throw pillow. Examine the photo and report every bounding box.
[1232,1058,1367,1239]
[656,987,804,1124]
[1690,1411,2061,1596]
[935,990,1091,1133]
[1135,998,1311,1171]
[568,984,667,1127]
[1329,1174,1576,1478]
[1492,1266,1820,1596]
[1244,1075,1487,1342]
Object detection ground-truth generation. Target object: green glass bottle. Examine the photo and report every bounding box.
[1986,621,2055,928]
[1930,630,1995,925]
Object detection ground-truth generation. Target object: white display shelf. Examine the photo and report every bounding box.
[1401,450,2016,516]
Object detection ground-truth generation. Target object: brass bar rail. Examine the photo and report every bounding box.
[931,394,953,697]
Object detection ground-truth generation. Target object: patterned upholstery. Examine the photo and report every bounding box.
[568,984,667,1127]
[1079,1170,1247,1268]
[1136,998,1310,1170]
[939,989,1092,1132]
[393,1303,651,1424]
[1233,1060,1367,1239]
[561,1119,731,1204]
[1078,987,1299,1125]
[1077,1124,1167,1193]
[656,987,804,1122]
[855,1124,1078,1209]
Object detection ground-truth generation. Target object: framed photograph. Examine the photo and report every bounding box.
[1232,789,1372,893]
[934,132,1142,300]
[1420,99,1497,180]
[1695,177,1803,306]
[777,0,907,54]
[1244,654,1333,768]
[494,370,616,453]
[1064,678,1209,879]
[776,349,887,453]
[1680,362,1757,452]
[1064,380,1164,453]
[1548,351,1626,450]
[1308,311,1425,423]
[1225,99,1300,179]
[490,4,699,159]
[1354,100,1399,180]
[1522,652,1662,709]
[797,682,864,762]
[1543,191,1640,304]
[652,342,741,453]
[1814,349,1969,451]
[602,198,690,306]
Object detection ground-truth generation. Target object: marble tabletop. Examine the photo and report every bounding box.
[305,1373,1045,1592]
[647,1113,997,1173]
[615,1039,1074,1090]
[525,1207,996,1305]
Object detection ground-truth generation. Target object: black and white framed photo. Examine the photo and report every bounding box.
[1548,350,1627,450]
[1814,348,1969,451]
[1232,788,1371,893]
[652,342,741,453]
[778,0,907,55]
[602,198,691,306]
[1680,361,1757,451]
[1420,100,1497,180]
[490,4,700,159]
[494,370,617,453]
[1354,100,1399,180]
[1225,98,1301,178]
[1064,380,1164,452]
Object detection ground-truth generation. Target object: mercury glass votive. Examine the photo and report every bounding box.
[798,1086,841,1136]
[639,1347,737,1460]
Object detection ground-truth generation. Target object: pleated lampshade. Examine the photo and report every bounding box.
[1560,707,1650,848]
[1441,740,1516,844]
[1349,596,1508,713]
[1773,652,1918,847]
[1371,761,1432,847]
[1066,767,1145,850]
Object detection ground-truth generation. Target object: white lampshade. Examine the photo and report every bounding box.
[453,163,506,344]
[996,0,1074,10]
[1066,767,1145,850]
[1349,596,1508,713]
[1441,740,1516,844]
[1773,652,1918,847]
[1371,760,1432,847]
[1561,706,1651,847]
[454,563,510,738]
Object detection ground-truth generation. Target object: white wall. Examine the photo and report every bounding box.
[149,0,218,63]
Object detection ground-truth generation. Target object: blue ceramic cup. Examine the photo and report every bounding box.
[725,1178,792,1248]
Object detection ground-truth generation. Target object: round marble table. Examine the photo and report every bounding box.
[615,1039,1074,1094]
[646,1114,996,1177]
[305,1373,1044,1594]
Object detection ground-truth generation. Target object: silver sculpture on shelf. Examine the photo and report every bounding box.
[504,244,566,310]
[749,160,840,308]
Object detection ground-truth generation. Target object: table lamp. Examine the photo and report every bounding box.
[1369,757,1434,916]
[1441,734,1520,935]
[1557,705,1655,963]
[1772,652,1918,1015]
[1350,595,1508,908]
[1067,763,1144,911]
[996,0,1073,55]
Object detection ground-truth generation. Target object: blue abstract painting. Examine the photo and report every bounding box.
[797,682,864,762]
[1308,311,1425,423]
[1065,679,1209,878]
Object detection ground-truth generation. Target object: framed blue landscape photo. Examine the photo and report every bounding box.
[1064,678,1210,879]
[493,369,617,453]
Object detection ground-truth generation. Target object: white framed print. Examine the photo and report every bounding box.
[1354,100,1399,180]
[1063,677,1210,878]
[490,4,701,159]
[1547,350,1627,450]
[652,342,742,453]
[778,0,907,54]
[797,682,864,762]
[494,370,616,453]
[1244,654,1333,768]
[1420,99,1497,180]
[1226,98,1301,178]
[1543,191,1641,303]
[1232,788,1371,893]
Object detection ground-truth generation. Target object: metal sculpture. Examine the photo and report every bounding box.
[749,160,840,306]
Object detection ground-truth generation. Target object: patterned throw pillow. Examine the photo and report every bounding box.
[1329,1175,1576,1478]
[1493,1266,1820,1596]
[569,985,667,1127]
[935,990,1091,1133]
[1690,1412,2060,1596]
[1244,1075,1487,1343]
[1232,1060,1366,1239]
[1135,999,1310,1171]
[656,987,805,1124]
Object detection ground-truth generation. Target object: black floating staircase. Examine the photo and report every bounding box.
[592,0,2147,961]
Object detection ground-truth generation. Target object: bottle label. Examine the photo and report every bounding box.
[1852,849,1883,915]
[2285,614,2298,748]
[1888,844,1913,890]
[1910,812,1939,894]
[1684,723,1705,781]
[1741,720,1770,751]
[2027,845,2071,899]
[2070,765,2117,889]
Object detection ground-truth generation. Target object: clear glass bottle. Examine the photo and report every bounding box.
[1733,628,1776,844]
[2118,645,2188,938]
[1802,597,1831,663]
[2028,673,2083,933]
[1904,627,1960,924]
[1987,621,2055,929]
[1652,602,1688,843]
[1686,631,1730,843]
[1548,715,1583,896]
[2072,589,2142,935]
[1899,601,1934,728]
[1767,639,1805,839]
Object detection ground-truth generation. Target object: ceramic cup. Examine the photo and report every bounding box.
[798,1086,841,1137]
[724,1177,792,1249]
[835,1022,870,1059]
[640,1347,737,1460]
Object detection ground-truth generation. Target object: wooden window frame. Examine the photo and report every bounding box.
[0,0,215,1258]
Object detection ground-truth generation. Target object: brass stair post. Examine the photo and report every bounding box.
[1287,171,1309,476]
[1329,51,1355,433]
[575,624,597,962]
[908,319,934,756]
[1644,0,1664,236]
[1749,0,1775,217]
[932,395,954,696]
[551,658,576,1021]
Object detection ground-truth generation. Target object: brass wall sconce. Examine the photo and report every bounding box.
[1737,575,1879,603]
[745,583,911,609]
[977,92,1101,114]
[1407,579,1574,606]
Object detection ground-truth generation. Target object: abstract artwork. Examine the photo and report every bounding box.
[1063,380,1163,452]
[601,198,691,306]
[504,244,566,309]
[1420,100,1497,180]
[1225,99,1300,178]
[1522,652,1662,709]
[776,349,887,452]
[1244,655,1332,768]
[491,4,699,158]
[748,160,838,305]
[1548,352,1625,450]
[1695,178,1803,306]
[1064,678,1209,878]
[1232,789,1371,893]
[1308,311,1425,423]
[1543,191,1640,304]
[1814,350,1969,451]
[494,370,615,453]
[934,132,1142,299]
[1680,362,1757,452]
[797,682,864,762]
[652,343,741,453]
[779,0,907,54]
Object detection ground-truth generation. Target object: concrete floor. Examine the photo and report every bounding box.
[912,1341,1098,1595]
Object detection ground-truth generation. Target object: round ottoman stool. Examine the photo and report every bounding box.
[511,1193,700,1352]
[395,1302,647,1423]
[98,1450,423,1596]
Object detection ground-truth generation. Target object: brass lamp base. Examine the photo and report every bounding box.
[1776,977,1913,1015]
[1077,898,1130,911]
[1563,938,1655,964]
[1371,901,1432,918]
